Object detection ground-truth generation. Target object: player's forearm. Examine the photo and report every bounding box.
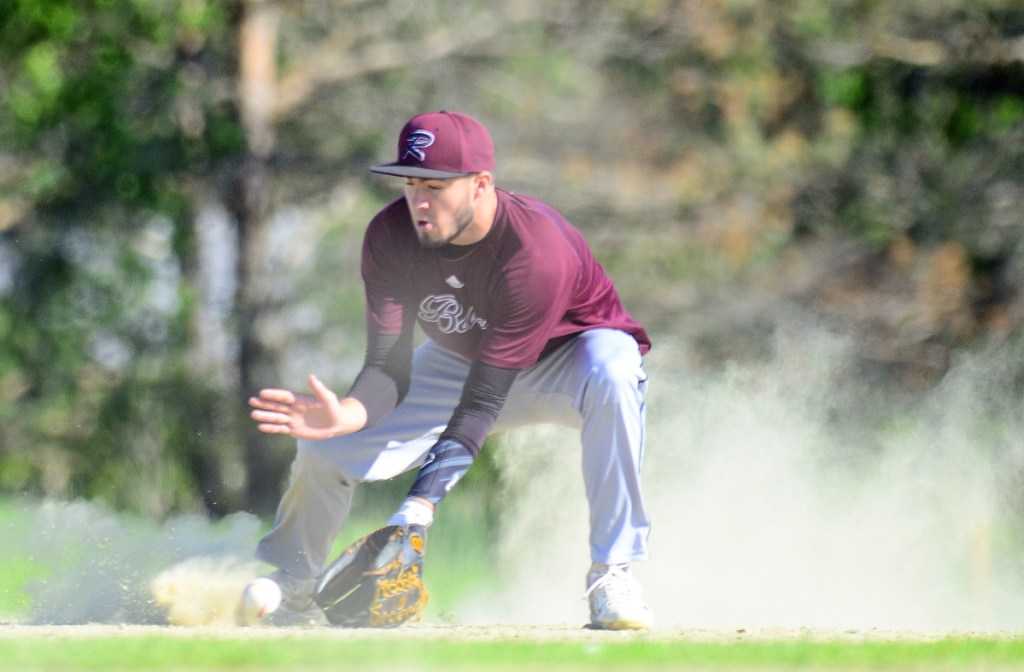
[346,331,413,427]
[440,361,519,454]
[388,438,474,528]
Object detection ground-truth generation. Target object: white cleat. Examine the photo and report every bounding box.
[585,564,653,630]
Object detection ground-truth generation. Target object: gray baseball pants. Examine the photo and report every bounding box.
[256,328,651,580]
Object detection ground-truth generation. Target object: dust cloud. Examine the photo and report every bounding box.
[2,500,262,626]
[6,322,1024,631]
[463,322,1024,630]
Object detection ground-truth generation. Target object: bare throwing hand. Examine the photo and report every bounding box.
[249,374,365,440]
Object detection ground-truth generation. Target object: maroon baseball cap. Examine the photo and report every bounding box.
[370,111,495,179]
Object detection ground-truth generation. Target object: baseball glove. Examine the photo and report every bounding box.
[314,524,428,628]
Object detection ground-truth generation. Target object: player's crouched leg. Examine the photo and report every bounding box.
[245,440,361,626]
[572,331,652,629]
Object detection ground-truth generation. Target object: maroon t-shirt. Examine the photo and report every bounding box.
[362,188,651,368]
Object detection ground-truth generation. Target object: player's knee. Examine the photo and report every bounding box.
[296,439,330,466]
[584,357,644,406]
[294,439,355,484]
[590,355,640,389]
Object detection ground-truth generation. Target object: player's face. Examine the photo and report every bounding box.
[404,175,481,248]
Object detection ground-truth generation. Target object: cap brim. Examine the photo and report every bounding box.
[369,163,475,179]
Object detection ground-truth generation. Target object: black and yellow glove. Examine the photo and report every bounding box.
[314,525,428,628]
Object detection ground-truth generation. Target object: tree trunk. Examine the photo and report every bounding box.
[234,155,289,516]
[180,208,242,517]
[231,0,287,516]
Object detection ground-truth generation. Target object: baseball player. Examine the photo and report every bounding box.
[245,111,653,629]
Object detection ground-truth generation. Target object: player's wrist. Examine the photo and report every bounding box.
[387,497,435,527]
[329,397,369,437]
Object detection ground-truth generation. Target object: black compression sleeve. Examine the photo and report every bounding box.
[407,438,475,506]
[346,331,413,427]
[439,361,520,455]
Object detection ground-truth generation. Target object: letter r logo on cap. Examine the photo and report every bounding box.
[402,130,435,162]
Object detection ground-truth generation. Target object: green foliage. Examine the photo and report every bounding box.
[0,0,241,514]
[1,0,1023,516]
[807,56,1024,253]
[774,1,1024,261]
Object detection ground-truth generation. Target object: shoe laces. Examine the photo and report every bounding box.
[584,564,641,602]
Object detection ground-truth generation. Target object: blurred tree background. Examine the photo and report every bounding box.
[0,0,1022,517]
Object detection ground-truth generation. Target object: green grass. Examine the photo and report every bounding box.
[0,500,51,615]
[0,500,496,632]
[3,633,1024,671]
[0,488,494,625]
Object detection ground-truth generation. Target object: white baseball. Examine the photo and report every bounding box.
[241,577,282,619]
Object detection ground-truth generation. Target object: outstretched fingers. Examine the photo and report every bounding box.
[307,374,338,404]
[250,388,298,406]
[249,407,291,429]
[249,398,293,416]
[245,376,344,440]
[255,421,296,434]
[249,389,302,434]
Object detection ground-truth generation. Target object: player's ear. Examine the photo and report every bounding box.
[472,171,493,195]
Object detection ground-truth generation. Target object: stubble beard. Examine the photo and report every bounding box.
[417,200,475,249]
